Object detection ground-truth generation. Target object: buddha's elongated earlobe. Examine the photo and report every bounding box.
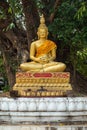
[37,31,40,39]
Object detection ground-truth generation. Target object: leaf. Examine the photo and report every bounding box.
[8,7,12,13]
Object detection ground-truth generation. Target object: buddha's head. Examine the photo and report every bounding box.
[37,14,48,39]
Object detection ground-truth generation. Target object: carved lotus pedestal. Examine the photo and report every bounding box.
[13,72,72,97]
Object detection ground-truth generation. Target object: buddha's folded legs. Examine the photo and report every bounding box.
[41,62,66,72]
[20,62,43,71]
[20,61,66,72]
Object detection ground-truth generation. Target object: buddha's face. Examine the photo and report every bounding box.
[38,28,48,39]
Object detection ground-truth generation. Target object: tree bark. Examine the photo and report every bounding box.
[40,0,63,23]
[2,51,15,88]
[49,0,62,23]
[0,36,15,88]
[21,0,39,51]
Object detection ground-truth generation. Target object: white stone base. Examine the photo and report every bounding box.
[0,97,87,124]
[0,111,87,124]
[0,125,87,130]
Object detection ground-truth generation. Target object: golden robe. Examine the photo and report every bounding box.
[36,40,57,58]
[20,40,64,72]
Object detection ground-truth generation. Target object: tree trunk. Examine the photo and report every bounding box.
[3,51,15,88]
[0,37,15,88]
[39,0,62,23]
[21,0,39,51]
[49,0,62,23]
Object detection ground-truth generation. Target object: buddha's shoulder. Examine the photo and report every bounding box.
[31,40,39,45]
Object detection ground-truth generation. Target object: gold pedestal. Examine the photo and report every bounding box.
[13,72,72,97]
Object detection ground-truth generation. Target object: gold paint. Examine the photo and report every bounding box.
[37,92,41,96]
[27,92,31,96]
[51,92,55,96]
[13,66,72,97]
[41,92,46,96]
[31,92,36,96]
[20,15,66,72]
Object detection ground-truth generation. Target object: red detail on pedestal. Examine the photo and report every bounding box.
[33,73,52,78]
[16,72,70,78]
[53,73,69,78]
[16,73,32,78]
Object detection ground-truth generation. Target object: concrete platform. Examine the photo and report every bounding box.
[0,125,87,130]
[0,97,87,124]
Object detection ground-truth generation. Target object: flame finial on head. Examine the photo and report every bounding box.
[38,14,48,32]
[40,14,45,24]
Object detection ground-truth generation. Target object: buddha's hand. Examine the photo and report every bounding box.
[36,57,49,64]
[41,58,49,64]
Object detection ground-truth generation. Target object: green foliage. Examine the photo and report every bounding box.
[35,0,45,10]
[0,7,7,19]
[9,0,24,23]
[0,0,22,30]
[75,1,87,19]
[77,49,87,77]
[7,0,23,17]
[2,85,10,92]
[48,0,87,76]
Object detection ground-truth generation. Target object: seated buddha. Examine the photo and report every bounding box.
[20,15,66,72]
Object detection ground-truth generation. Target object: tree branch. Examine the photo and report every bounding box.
[49,0,62,23]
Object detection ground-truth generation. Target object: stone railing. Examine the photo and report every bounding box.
[0,97,87,124]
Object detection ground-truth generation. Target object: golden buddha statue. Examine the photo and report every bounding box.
[20,15,66,72]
